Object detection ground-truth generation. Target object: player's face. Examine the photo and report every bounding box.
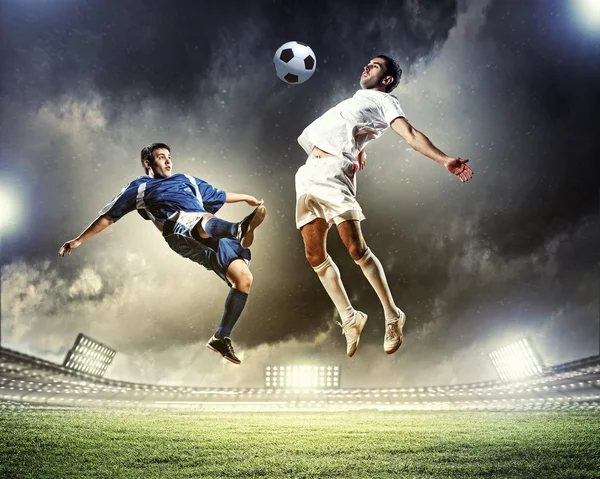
[150,148,172,178]
[360,58,389,91]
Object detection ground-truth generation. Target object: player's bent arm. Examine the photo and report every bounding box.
[390,117,449,166]
[58,214,114,257]
[225,193,264,207]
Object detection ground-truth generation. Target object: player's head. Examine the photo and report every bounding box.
[360,55,402,93]
[141,143,172,178]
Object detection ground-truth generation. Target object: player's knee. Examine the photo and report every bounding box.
[347,241,367,261]
[233,270,253,293]
[305,248,326,268]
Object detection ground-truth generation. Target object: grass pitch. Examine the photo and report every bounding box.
[1,408,599,478]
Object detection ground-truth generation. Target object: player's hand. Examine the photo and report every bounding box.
[357,150,367,171]
[444,157,473,183]
[245,196,264,207]
[58,239,81,257]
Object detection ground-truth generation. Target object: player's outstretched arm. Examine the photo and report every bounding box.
[390,117,474,183]
[58,214,114,257]
[225,193,264,206]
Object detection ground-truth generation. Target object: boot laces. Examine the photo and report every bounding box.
[385,319,399,341]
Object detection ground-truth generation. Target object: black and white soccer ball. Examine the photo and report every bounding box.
[273,41,316,85]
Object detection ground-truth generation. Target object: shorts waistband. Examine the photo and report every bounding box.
[311,146,335,158]
[163,215,207,243]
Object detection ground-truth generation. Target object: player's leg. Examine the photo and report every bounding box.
[162,215,255,364]
[220,259,252,338]
[301,218,367,357]
[197,206,266,248]
[206,259,252,365]
[301,218,353,321]
[337,219,406,354]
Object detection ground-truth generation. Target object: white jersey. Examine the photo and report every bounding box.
[298,89,406,161]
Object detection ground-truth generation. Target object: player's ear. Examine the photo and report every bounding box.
[143,158,153,175]
[382,75,393,87]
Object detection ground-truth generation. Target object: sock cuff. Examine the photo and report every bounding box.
[204,215,237,227]
[313,255,333,274]
[355,247,373,266]
[230,288,249,300]
[201,215,214,228]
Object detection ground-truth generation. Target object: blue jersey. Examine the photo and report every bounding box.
[99,174,226,228]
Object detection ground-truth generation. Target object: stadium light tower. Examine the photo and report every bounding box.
[63,333,116,377]
[265,365,341,389]
[574,0,600,31]
[489,339,543,381]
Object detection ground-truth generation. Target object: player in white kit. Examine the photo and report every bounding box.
[296,55,473,357]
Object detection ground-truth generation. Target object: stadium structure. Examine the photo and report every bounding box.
[1,339,599,412]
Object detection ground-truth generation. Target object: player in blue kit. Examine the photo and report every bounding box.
[58,143,266,365]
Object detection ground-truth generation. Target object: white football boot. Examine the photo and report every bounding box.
[338,311,368,357]
[384,309,406,354]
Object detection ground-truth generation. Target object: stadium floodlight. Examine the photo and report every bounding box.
[0,183,24,346]
[63,333,116,377]
[0,184,21,234]
[489,339,543,381]
[265,365,340,389]
[574,0,600,31]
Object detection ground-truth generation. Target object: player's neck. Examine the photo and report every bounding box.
[146,170,170,179]
[364,86,387,93]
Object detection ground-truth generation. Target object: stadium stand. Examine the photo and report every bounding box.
[1,347,599,411]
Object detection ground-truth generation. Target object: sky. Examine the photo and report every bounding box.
[0,0,598,388]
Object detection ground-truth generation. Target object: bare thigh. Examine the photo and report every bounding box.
[226,259,253,293]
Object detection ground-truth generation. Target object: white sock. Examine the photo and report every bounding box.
[355,248,399,320]
[313,256,355,324]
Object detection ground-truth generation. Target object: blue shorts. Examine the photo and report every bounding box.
[162,212,251,286]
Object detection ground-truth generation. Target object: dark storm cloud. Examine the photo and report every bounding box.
[461,0,600,259]
[0,0,457,103]
[0,0,598,387]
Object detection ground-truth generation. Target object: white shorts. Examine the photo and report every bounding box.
[295,153,366,229]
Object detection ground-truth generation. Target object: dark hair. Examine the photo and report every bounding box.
[376,54,402,92]
[140,142,170,171]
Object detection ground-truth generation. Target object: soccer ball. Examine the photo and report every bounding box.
[273,41,316,85]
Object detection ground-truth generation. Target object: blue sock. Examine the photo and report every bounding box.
[215,288,249,339]
[203,217,238,240]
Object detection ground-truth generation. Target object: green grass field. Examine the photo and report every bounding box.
[1,408,599,478]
